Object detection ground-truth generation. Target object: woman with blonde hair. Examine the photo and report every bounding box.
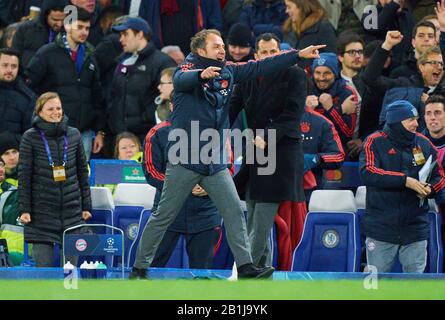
[282,0,337,69]
[18,92,91,267]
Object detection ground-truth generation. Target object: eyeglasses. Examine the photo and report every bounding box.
[423,61,444,68]
[159,81,173,85]
[344,49,364,56]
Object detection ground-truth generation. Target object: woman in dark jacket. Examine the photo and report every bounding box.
[18,92,92,267]
[282,0,336,70]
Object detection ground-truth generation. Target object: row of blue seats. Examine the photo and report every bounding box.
[23,185,439,272]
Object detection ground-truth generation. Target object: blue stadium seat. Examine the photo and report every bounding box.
[292,190,361,272]
[425,200,443,273]
[113,183,156,267]
[127,209,151,267]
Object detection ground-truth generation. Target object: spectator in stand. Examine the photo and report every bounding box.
[136,0,223,55]
[93,11,124,102]
[238,0,287,39]
[221,0,243,37]
[108,17,176,145]
[390,20,438,79]
[360,99,445,273]
[161,45,185,65]
[226,23,255,62]
[70,0,104,46]
[306,52,358,150]
[361,0,416,68]
[26,6,106,161]
[362,30,445,131]
[155,67,175,123]
[0,0,42,26]
[12,0,68,68]
[282,0,336,70]
[18,92,92,268]
[0,49,36,142]
[423,14,441,43]
[423,95,445,159]
[0,132,20,187]
[0,157,13,195]
[2,22,22,48]
[114,131,142,161]
[406,0,436,22]
[337,31,366,160]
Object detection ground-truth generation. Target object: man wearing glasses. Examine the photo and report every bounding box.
[362,30,445,130]
[337,31,366,160]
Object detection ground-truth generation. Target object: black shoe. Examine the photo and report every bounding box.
[129,267,149,280]
[237,263,274,279]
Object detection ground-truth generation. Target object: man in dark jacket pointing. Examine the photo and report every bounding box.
[131,28,325,279]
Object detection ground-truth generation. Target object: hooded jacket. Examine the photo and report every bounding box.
[360,123,445,245]
[12,0,68,68]
[18,114,91,244]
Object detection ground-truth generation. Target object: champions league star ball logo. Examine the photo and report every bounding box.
[107,238,115,246]
[75,239,87,252]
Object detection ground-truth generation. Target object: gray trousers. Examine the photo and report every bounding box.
[246,188,280,267]
[134,164,253,269]
[365,237,428,273]
[32,243,78,268]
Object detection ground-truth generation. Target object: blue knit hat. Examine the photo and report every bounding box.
[312,52,339,78]
[386,100,419,124]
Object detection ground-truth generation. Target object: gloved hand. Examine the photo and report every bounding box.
[303,154,320,173]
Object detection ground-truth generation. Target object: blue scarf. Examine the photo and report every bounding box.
[61,33,86,76]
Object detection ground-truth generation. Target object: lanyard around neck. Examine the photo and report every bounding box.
[39,131,68,167]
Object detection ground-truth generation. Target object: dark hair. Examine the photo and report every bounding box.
[412,20,436,39]
[0,48,20,60]
[425,95,445,110]
[65,6,91,24]
[336,31,364,55]
[255,33,281,51]
[98,5,123,22]
[364,40,383,58]
[129,28,151,42]
[190,29,221,55]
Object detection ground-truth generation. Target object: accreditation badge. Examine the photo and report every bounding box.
[413,146,426,166]
[53,166,67,182]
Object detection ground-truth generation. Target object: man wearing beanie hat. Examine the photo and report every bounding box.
[306,52,358,150]
[0,132,19,187]
[359,99,445,273]
[226,23,254,62]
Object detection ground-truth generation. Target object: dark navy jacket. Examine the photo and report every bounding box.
[170,49,300,175]
[309,78,357,147]
[301,109,345,188]
[238,0,287,39]
[138,0,222,49]
[142,121,221,233]
[360,126,445,245]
